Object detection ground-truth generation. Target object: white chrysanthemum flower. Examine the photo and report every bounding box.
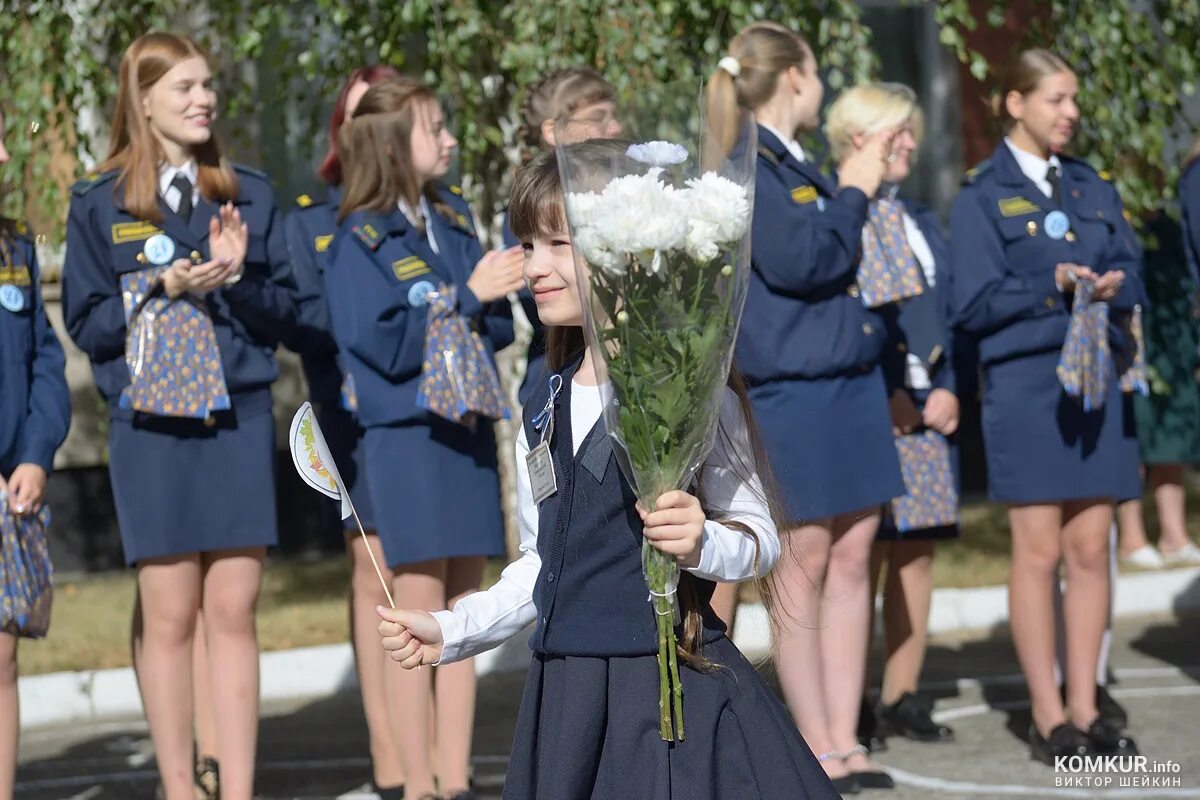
[573,224,625,275]
[680,172,751,242]
[590,172,687,255]
[565,190,603,222]
[626,140,689,167]
[683,219,721,261]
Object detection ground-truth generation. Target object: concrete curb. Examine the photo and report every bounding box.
[21,565,1200,729]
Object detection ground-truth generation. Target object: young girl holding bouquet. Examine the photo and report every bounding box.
[376,148,839,800]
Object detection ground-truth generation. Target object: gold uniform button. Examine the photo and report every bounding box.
[1045,296,1056,309]
[1026,221,1038,236]
[862,323,874,335]
[897,342,907,353]
[136,253,148,264]
[848,285,861,299]
[1065,231,1076,242]
[191,250,203,263]
[204,416,217,428]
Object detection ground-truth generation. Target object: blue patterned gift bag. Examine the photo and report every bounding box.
[891,430,958,532]
[1117,305,1149,395]
[416,284,509,426]
[1057,277,1111,411]
[857,198,927,309]
[0,492,53,638]
[119,268,232,419]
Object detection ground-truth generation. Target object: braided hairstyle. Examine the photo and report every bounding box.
[517,68,615,160]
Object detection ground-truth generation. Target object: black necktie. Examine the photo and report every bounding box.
[171,174,194,222]
[1046,165,1062,206]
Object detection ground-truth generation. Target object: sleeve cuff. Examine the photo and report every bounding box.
[834,187,870,219]
[430,609,464,665]
[18,440,56,474]
[456,284,484,319]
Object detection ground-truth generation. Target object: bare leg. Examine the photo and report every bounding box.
[709,581,740,634]
[1150,464,1195,553]
[1116,498,1150,556]
[1060,501,1112,729]
[193,611,218,764]
[0,633,17,800]
[385,560,447,798]
[1008,504,1067,738]
[879,540,936,705]
[825,509,883,774]
[346,532,404,789]
[199,548,265,800]
[770,518,847,779]
[136,556,202,800]
[436,556,487,795]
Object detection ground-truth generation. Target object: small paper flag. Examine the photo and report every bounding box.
[289,401,352,520]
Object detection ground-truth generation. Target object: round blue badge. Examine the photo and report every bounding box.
[408,280,437,307]
[143,233,176,266]
[1044,210,1070,240]
[0,284,24,313]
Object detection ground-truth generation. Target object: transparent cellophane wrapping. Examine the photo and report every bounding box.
[554,85,757,741]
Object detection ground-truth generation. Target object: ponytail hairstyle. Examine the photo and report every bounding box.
[100,32,238,223]
[518,68,616,160]
[317,64,404,186]
[706,21,813,159]
[509,148,787,667]
[336,77,447,224]
[989,48,1074,131]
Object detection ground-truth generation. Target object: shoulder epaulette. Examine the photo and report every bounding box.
[963,159,992,185]
[448,184,463,196]
[0,217,31,241]
[1098,169,1113,182]
[71,170,117,197]
[756,145,782,167]
[232,163,268,180]
[295,193,326,209]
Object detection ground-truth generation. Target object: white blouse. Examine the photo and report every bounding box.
[431,380,780,664]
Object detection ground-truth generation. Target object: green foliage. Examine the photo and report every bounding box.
[935,0,1200,216]
[0,0,876,244]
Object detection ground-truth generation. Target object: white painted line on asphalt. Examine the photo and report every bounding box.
[63,788,103,800]
[885,764,1200,798]
[931,684,1200,723]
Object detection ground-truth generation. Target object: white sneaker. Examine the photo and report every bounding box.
[1160,542,1200,566]
[1121,544,1165,569]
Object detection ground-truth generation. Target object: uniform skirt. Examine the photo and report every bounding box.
[1116,392,1143,503]
[316,403,374,531]
[364,416,505,568]
[503,636,839,800]
[982,350,1123,503]
[108,394,278,565]
[877,388,960,542]
[749,367,903,522]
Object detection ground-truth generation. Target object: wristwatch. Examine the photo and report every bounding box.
[223,263,245,288]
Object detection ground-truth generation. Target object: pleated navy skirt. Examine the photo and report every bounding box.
[503,636,839,800]
[749,367,903,522]
[364,417,505,568]
[982,350,1123,503]
[108,392,278,565]
[316,403,375,531]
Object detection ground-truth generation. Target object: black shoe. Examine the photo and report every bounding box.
[194,757,219,800]
[877,692,955,743]
[1029,722,1091,766]
[1087,719,1139,755]
[856,696,888,753]
[830,774,861,795]
[374,784,406,800]
[1096,685,1129,729]
[444,792,477,800]
[841,744,894,790]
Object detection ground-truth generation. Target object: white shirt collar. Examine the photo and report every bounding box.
[158,159,199,198]
[1004,137,1061,198]
[398,195,440,255]
[760,122,807,164]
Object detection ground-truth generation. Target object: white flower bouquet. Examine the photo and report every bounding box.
[555,102,757,741]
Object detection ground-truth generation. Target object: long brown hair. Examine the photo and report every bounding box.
[317,64,404,186]
[706,21,813,158]
[336,77,444,223]
[100,32,237,223]
[990,48,1074,131]
[509,151,786,666]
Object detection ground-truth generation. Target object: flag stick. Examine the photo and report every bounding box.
[348,501,394,609]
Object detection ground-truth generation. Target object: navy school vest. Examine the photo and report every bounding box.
[522,357,728,657]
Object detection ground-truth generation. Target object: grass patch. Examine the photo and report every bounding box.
[19,492,1198,676]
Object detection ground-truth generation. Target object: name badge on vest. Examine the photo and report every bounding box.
[0,284,24,313]
[143,233,176,266]
[1044,210,1070,240]
[526,374,563,504]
